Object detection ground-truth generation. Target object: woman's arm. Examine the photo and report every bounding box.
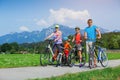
[45,33,54,40]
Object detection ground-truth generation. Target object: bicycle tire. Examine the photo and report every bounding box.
[81,47,87,66]
[40,48,50,66]
[100,49,108,67]
[68,49,76,67]
[89,50,94,69]
[56,53,62,67]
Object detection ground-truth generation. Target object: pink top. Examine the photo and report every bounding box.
[53,31,62,44]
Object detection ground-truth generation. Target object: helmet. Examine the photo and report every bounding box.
[63,37,68,41]
[75,27,80,30]
[55,24,59,28]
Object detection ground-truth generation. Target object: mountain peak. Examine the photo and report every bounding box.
[0,25,109,44]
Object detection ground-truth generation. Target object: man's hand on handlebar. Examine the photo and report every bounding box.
[97,36,101,39]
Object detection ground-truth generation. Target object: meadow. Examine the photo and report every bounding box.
[0,52,120,68]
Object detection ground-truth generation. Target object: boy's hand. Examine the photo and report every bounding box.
[80,40,82,42]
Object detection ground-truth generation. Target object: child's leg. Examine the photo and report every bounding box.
[64,50,69,62]
[78,50,82,63]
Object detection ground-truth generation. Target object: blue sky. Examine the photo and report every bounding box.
[0,0,120,36]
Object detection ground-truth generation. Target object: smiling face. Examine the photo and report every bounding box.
[87,19,93,27]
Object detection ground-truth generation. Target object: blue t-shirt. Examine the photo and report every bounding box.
[84,25,97,42]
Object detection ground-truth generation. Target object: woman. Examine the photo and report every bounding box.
[45,24,63,64]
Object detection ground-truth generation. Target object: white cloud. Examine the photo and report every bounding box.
[19,26,30,31]
[49,8,90,24]
[35,8,90,27]
[36,19,48,26]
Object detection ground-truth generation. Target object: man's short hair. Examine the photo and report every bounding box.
[88,19,93,22]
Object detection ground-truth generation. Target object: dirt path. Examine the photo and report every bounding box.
[0,59,120,80]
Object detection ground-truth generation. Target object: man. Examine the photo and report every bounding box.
[84,19,101,67]
[45,24,63,66]
[72,27,83,67]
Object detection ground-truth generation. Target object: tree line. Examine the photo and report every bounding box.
[0,32,120,54]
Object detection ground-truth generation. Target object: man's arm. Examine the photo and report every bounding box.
[96,28,101,39]
[84,32,87,40]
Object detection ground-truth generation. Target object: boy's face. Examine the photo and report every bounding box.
[75,29,80,33]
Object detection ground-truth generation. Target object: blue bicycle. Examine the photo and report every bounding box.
[88,39,108,69]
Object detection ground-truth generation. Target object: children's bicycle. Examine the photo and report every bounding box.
[88,39,108,69]
[68,42,87,67]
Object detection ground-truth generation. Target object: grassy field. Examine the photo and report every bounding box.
[32,66,120,80]
[108,52,120,60]
[0,52,120,68]
[0,54,40,68]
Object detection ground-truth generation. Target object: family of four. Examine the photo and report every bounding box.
[45,19,101,67]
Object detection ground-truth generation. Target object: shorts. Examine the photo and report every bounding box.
[86,41,95,54]
[64,50,69,57]
[75,44,82,51]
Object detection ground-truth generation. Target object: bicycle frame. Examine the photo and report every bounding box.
[47,44,54,56]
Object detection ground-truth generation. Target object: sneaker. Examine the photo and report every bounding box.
[94,64,97,68]
[79,64,83,67]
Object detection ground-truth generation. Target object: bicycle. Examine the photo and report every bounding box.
[68,42,87,67]
[40,39,65,67]
[40,39,54,66]
[87,39,108,69]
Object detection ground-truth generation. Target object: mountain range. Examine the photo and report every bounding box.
[0,24,117,44]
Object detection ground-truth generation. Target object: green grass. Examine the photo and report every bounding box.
[31,66,120,80]
[0,52,119,68]
[108,52,120,60]
[0,54,40,68]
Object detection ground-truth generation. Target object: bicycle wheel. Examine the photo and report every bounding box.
[40,48,50,66]
[81,47,87,66]
[68,49,76,67]
[89,50,94,69]
[56,53,63,67]
[100,48,108,67]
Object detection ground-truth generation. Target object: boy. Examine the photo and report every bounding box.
[63,37,72,62]
[72,27,83,67]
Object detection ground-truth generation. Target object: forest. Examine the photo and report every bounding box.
[0,32,120,54]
